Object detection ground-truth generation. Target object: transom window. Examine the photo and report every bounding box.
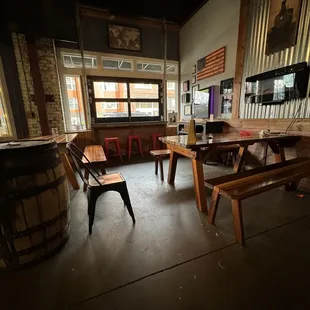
[63,54,97,69]
[137,62,163,73]
[87,76,162,123]
[102,57,133,71]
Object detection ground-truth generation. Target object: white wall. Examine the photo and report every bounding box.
[180,0,240,119]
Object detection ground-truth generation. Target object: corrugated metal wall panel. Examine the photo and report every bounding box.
[240,0,310,119]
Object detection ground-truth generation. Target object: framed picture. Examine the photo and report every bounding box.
[183,80,190,92]
[168,112,178,123]
[192,84,199,101]
[266,0,302,55]
[192,75,196,84]
[184,104,192,116]
[181,93,191,103]
[192,65,196,74]
[108,24,141,51]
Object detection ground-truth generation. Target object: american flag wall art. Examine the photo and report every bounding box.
[197,47,226,81]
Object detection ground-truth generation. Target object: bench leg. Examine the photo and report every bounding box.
[207,188,220,224]
[286,180,300,191]
[159,157,164,181]
[83,169,89,192]
[155,157,158,175]
[231,199,245,246]
[100,163,106,175]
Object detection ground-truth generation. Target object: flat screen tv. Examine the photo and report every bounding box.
[245,62,309,105]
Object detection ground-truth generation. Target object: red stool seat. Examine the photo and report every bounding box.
[104,137,122,161]
[128,135,144,159]
[150,133,163,150]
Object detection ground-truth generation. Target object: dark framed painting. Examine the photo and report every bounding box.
[181,93,191,103]
[266,0,302,55]
[108,24,141,51]
[183,80,190,92]
[192,75,196,84]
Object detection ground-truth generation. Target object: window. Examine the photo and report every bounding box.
[99,82,118,92]
[134,83,152,89]
[93,82,127,99]
[63,76,86,131]
[66,77,76,90]
[69,98,78,110]
[166,64,178,74]
[88,77,162,122]
[102,57,133,71]
[101,102,117,109]
[0,58,14,138]
[0,79,12,138]
[167,82,175,90]
[63,54,97,69]
[137,62,163,73]
[167,81,178,114]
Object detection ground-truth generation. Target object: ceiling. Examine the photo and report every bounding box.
[80,0,209,25]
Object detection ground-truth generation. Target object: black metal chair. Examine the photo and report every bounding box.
[66,142,135,234]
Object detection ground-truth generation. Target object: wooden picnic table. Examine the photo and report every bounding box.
[159,133,301,213]
[23,134,80,189]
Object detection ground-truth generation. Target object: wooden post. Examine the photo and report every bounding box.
[26,36,50,135]
[232,0,250,119]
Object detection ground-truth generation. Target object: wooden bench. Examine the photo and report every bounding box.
[82,145,107,191]
[204,157,310,246]
[150,149,171,181]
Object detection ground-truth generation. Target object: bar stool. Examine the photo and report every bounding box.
[150,133,163,150]
[104,137,123,162]
[128,135,144,159]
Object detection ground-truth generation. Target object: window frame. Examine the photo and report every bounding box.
[62,74,87,131]
[62,53,97,69]
[136,62,163,73]
[87,76,162,123]
[102,56,133,71]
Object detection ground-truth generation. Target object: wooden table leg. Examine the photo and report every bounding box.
[159,157,164,181]
[233,145,248,172]
[192,158,207,213]
[269,142,290,189]
[167,150,178,184]
[60,154,80,190]
[274,146,286,163]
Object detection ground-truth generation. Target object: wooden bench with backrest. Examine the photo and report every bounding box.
[204,157,310,246]
[82,145,107,191]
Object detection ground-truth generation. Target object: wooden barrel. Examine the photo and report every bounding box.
[0,140,70,270]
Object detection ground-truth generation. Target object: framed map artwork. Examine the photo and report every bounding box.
[108,24,141,51]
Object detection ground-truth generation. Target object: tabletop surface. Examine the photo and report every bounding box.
[24,133,78,145]
[159,133,299,149]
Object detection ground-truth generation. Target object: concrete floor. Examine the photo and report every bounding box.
[1,158,310,309]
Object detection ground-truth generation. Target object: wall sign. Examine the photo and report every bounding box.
[197,47,225,81]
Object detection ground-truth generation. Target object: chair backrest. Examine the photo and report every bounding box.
[66,142,102,187]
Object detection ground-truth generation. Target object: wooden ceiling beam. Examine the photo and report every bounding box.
[79,6,180,31]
